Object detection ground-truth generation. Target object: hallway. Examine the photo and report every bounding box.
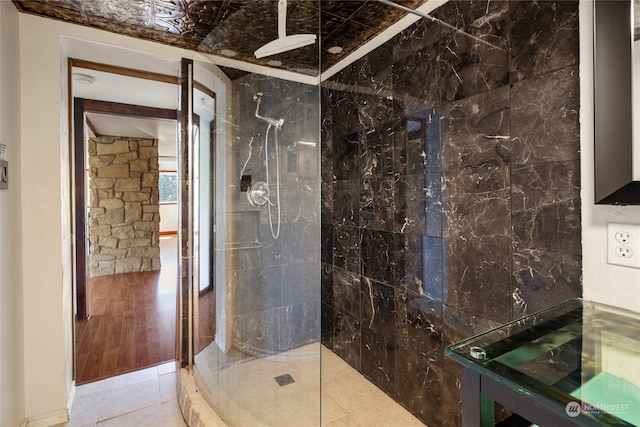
[75,235,178,384]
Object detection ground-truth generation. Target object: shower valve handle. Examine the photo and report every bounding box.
[247,181,272,207]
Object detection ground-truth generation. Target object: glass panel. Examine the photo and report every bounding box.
[446,299,640,425]
[190,2,321,424]
[192,67,321,427]
[192,62,217,353]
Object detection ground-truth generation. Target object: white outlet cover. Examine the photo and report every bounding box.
[607,223,640,269]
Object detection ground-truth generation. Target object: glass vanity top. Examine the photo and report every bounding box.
[445,298,640,426]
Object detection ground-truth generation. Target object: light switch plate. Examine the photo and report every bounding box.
[607,223,640,268]
[0,159,7,190]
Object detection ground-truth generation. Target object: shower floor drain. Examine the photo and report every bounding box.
[274,374,295,387]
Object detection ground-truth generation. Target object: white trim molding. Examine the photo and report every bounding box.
[21,409,68,427]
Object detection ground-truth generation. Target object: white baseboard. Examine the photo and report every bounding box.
[21,409,68,427]
[66,381,76,413]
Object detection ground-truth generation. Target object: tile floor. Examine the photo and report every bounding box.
[58,362,187,427]
[320,347,425,426]
[62,345,426,427]
[194,343,426,427]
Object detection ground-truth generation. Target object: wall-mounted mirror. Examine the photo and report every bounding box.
[594,0,640,204]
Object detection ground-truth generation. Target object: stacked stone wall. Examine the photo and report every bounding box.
[88,135,160,277]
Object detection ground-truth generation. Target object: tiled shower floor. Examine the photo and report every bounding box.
[62,344,424,426]
[194,343,425,426]
[321,346,425,426]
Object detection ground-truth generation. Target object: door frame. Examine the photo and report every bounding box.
[72,97,178,318]
[69,59,180,320]
[70,58,218,374]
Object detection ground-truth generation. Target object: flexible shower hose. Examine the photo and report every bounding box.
[264,124,281,239]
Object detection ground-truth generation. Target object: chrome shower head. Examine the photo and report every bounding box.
[254,0,317,59]
[254,92,284,129]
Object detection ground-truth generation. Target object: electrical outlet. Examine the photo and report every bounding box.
[615,231,633,243]
[615,246,633,258]
[607,223,640,268]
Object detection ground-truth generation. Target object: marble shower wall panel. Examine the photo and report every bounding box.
[333,224,361,273]
[509,1,580,82]
[226,74,320,356]
[391,18,443,109]
[511,66,581,166]
[433,0,510,103]
[510,64,581,317]
[320,87,335,228]
[442,86,512,323]
[333,179,360,226]
[321,1,581,426]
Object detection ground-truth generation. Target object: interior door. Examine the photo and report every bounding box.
[177,58,218,364]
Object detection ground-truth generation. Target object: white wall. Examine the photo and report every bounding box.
[20,12,70,423]
[18,14,204,423]
[0,2,25,426]
[635,39,640,181]
[160,204,178,233]
[580,2,640,313]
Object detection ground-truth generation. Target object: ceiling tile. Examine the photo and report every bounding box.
[12,0,429,74]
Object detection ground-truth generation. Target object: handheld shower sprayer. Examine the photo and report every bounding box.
[254,92,284,129]
[248,92,284,239]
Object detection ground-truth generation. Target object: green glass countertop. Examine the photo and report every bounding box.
[445,298,640,426]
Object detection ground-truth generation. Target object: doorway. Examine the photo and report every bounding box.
[71,61,181,384]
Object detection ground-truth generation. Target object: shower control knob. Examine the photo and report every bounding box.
[247,181,270,207]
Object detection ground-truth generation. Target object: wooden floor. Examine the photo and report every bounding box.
[75,236,179,385]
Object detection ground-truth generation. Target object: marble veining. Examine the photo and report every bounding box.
[511,65,581,166]
[216,73,321,361]
[321,1,581,425]
[509,0,580,82]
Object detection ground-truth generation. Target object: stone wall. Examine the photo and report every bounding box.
[88,135,160,277]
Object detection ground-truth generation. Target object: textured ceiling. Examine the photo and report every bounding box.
[12,0,425,75]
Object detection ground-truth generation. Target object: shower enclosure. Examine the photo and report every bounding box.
[184,68,321,426]
[172,1,586,426]
[178,5,321,421]
[177,2,410,425]
[198,72,319,426]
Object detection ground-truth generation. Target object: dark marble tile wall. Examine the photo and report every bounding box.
[320,1,581,425]
[225,73,321,356]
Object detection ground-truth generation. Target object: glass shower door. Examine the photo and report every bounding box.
[187,55,322,427]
